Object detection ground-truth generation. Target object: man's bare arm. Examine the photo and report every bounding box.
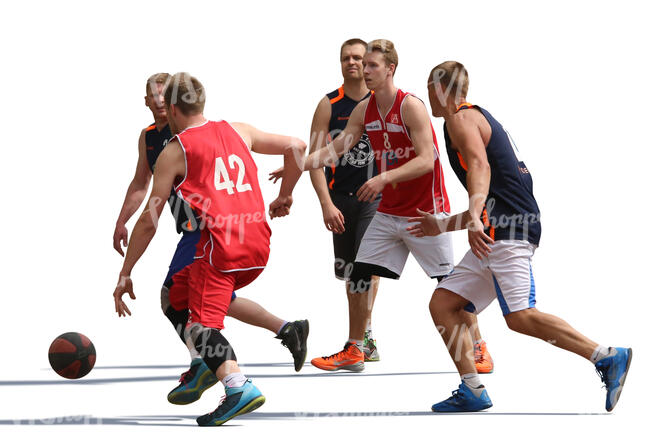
[231,122,306,200]
[119,140,185,277]
[303,99,367,171]
[383,96,435,185]
[113,129,153,255]
[309,96,335,207]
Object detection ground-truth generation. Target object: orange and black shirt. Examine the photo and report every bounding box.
[325,86,376,194]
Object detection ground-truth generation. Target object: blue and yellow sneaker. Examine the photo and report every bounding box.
[432,382,493,412]
[595,347,632,412]
[167,358,219,405]
[196,379,265,426]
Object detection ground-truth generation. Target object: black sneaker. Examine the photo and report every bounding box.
[275,320,309,372]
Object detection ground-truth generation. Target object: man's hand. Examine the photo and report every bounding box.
[357,175,387,202]
[269,195,293,219]
[468,216,494,259]
[268,166,284,184]
[113,224,128,257]
[322,202,345,234]
[113,274,136,317]
[407,208,445,237]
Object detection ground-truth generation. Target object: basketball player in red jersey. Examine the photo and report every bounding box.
[112,73,306,426]
[113,74,309,407]
[304,40,493,372]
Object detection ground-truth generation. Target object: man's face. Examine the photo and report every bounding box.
[340,44,365,81]
[363,51,391,90]
[145,83,167,120]
[428,81,446,117]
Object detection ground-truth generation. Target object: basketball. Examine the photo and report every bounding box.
[48,332,96,379]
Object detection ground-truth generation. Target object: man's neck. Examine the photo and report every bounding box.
[374,81,398,118]
[154,116,168,131]
[442,97,469,120]
[342,78,369,102]
[179,114,208,132]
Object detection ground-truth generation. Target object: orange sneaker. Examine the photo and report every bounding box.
[474,341,494,374]
[311,342,364,372]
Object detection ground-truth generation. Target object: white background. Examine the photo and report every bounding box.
[0,0,648,445]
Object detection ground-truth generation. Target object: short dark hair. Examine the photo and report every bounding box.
[340,38,367,59]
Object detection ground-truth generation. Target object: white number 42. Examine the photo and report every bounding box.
[214,154,252,194]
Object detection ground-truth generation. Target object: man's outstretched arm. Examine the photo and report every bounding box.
[113,140,185,316]
[231,122,306,218]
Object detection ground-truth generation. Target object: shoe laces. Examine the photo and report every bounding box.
[596,366,608,389]
[473,344,484,363]
[178,369,193,385]
[322,343,355,361]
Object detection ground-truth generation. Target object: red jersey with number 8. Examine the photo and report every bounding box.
[173,120,271,271]
[364,90,450,217]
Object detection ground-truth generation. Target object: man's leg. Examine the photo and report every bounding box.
[429,287,493,412]
[227,297,285,333]
[188,262,266,426]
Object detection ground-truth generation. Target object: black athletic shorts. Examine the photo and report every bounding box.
[330,190,380,280]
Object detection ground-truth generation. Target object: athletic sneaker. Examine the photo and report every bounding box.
[311,342,364,372]
[363,330,380,362]
[275,320,309,372]
[474,341,494,374]
[196,379,265,426]
[432,382,493,412]
[167,358,219,405]
[595,347,633,412]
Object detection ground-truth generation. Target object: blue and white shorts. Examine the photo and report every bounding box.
[437,240,536,316]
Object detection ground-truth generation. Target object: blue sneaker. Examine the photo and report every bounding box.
[167,358,219,405]
[595,347,632,412]
[196,379,266,426]
[432,382,493,412]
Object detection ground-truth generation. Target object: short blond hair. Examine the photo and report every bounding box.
[145,72,170,95]
[164,72,205,116]
[429,61,469,98]
[367,39,398,72]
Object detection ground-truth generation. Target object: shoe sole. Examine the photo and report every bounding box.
[168,371,219,405]
[294,320,310,372]
[607,348,633,412]
[311,361,365,372]
[432,402,493,413]
[205,395,266,426]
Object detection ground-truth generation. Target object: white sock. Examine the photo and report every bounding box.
[223,372,247,389]
[590,345,614,364]
[186,339,201,361]
[461,373,483,397]
[276,321,289,335]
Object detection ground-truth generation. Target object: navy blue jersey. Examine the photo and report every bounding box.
[443,104,541,245]
[144,123,197,234]
[325,86,376,194]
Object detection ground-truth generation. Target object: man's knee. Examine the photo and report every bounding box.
[429,288,471,320]
[187,323,237,372]
[504,308,537,333]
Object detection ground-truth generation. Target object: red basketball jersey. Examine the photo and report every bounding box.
[173,121,271,271]
[364,89,450,217]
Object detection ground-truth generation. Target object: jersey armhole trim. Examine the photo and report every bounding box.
[225,121,253,151]
[173,135,189,193]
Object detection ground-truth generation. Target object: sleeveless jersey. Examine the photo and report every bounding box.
[325,86,376,194]
[363,89,450,217]
[443,104,541,245]
[172,120,271,271]
[144,123,197,234]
